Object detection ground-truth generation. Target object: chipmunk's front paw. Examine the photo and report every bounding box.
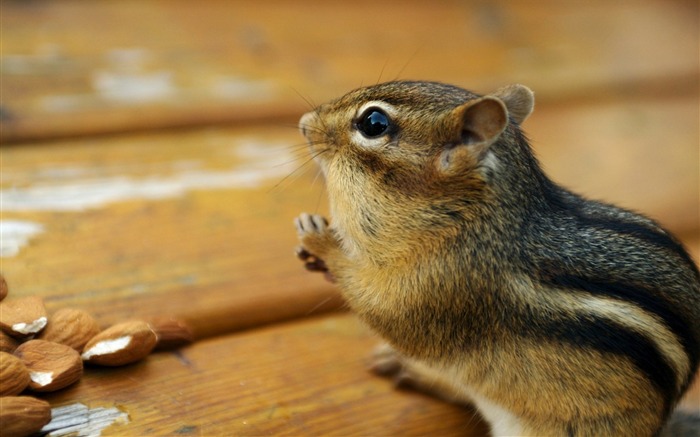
[294,213,336,280]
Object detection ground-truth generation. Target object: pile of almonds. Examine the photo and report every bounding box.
[0,275,193,437]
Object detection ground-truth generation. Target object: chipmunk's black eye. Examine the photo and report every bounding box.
[357,108,391,138]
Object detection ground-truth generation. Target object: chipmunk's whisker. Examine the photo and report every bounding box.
[282,142,314,153]
[268,149,327,193]
[272,152,315,168]
[291,87,318,113]
[299,123,330,137]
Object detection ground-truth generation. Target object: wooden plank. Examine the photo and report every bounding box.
[1,95,697,339]
[2,0,697,142]
[526,95,699,234]
[0,125,343,337]
[40,314,490,436]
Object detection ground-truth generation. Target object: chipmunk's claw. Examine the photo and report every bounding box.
[294,213,329,236]
[294,213,336,283]
[295,246,329,272]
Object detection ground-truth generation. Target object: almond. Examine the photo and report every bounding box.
[0,329,20,353]
[0,296,48,339]
[0,274,8,301]
[82,320,157,366]
[14,339,83,392]
[0,351,30,396]
[38,308,101,351]
[0,396,52,437]
[147,316,194,350]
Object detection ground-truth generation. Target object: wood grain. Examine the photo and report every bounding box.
[41,314,490,436]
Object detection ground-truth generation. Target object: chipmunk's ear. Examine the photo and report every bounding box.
[438,96,507,175]
[492,84,534,125]
[457,96,508,146]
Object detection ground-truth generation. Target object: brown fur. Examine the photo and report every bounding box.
[294,81,700,436]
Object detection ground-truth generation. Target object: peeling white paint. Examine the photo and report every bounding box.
[1,166,285,211]
[41,94,97,112]
[0,143,296,212]
[105,48,151,70]
[43,402,129,437]
[93,47,172,103]
[0,160,203,184]
[210,76,277,101]
[0,220,45,257]
[93,70,174,103]
[2,44,68,75]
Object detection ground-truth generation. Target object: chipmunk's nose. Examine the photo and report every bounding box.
[299,111,317,139]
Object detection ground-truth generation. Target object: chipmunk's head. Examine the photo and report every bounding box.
[298,81,535,254]
[300,80,534,187]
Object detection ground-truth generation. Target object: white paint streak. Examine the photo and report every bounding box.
[0,220,45,257]
[41,94,97,113]
[93,71,174,103]
[81,336,132,360]
[93,47,171,104]
[30,370,54,386]
[0,143,294,212]
[1,167,282,211]
[105,48,151,69]
[43,402,129,437]
[12,316,48,335]
[210,76,277,101]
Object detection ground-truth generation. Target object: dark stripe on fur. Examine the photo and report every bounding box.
[543,316,677,415]
[535,179,700,391]
[540,179,700,283]
[584,216,700,282]
[541,273,698,391]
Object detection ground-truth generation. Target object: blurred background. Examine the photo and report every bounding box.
[1,1,698,434]
[3,1,698,224]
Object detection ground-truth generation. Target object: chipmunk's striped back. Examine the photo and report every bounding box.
[517,172,700,427]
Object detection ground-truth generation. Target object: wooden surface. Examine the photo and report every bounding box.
[1,125,344,337]
[42,314,490,436]
[1,1,699,435]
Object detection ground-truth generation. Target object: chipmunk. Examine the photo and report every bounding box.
[293,81,700,436]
